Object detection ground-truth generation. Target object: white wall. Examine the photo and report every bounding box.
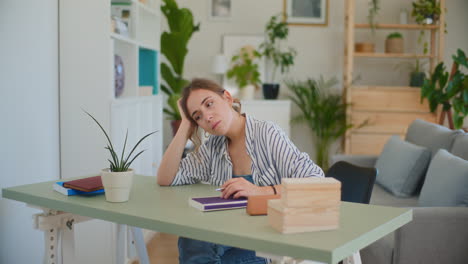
[0,0,60,263]
[163,0,468,158]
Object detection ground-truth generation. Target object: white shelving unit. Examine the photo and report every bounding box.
[59,0,162,262]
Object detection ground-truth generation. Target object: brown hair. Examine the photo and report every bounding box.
[180,78,242,153]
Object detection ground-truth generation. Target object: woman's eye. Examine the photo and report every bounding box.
[207,101,213,107]
[194,115,201,121]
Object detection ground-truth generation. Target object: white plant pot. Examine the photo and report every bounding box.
[101,168,134,203]
[239,84,255,100]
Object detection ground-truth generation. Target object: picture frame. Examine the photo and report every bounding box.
[283,0,328,26]
[208,0,231,21]
[222,35,265,95]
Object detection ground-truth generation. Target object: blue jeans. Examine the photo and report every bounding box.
[178,237,268,264]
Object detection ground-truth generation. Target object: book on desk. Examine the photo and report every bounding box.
[53,176,104,196]
[189,196,247,212]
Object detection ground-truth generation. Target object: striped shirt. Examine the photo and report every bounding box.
[171,114,324,186]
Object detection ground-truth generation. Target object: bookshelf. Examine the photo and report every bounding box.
[59,0,163,262]
[343,0,445,155]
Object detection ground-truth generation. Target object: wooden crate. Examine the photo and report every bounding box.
[282,178,341,208]
[268,199,340,234]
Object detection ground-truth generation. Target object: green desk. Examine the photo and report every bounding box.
[2,175,412,264]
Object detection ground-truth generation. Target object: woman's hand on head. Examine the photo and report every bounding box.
[220,178,264,199]
[177,98,196,137]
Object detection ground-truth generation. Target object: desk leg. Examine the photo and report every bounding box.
[342,252,361,264]
[116,224,126,264]
[130,227,150,264]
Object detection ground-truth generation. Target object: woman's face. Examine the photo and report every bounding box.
[186,89,234,136]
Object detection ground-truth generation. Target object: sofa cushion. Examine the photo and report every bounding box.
[370,184,419,207]
[419,149,468,207]
[450,133,468,160]
[375,136,431,197]
[405,119,462,157]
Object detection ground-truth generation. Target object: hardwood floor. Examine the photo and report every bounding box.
[131,232,179,264]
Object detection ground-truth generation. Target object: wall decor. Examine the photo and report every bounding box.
[209,0,231,21]
[114,54,125,98]
[222,35,265,96]
[283,0,328,26]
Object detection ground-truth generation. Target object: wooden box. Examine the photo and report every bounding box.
[246,194,281,216]
[282,178,341,208]
[267,199,340,234]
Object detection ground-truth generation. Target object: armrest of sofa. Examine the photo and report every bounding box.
[330,154,378,168]
[393,207,468,264]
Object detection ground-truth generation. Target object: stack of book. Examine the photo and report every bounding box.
[53,176,105,196]
[268,177,341,234]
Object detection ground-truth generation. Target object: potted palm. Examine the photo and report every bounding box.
[85,111,156,202]
[286,76,355,170]
[259,14,296,99]
[226,46,261,100]
[160,0,200,135]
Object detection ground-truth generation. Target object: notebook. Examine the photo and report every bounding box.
[63,176,103,192]
[53,182,105,196]
[189,196,248,212]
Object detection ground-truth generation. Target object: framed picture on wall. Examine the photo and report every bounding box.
[283,0,328,26]
[208,0,231,21]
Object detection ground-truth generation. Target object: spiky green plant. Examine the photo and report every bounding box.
[286,76,353,170]
[85,111,156,172]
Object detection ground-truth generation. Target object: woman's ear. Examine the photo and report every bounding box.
[223,90,234,104]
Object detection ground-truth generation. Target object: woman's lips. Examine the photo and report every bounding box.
[212,120,221,130]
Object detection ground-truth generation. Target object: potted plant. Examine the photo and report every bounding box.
[411,0,443,54]
[385,32,404,53]
[421,49,468,129]
[355,0,380,53]
[410,59,427,87]
[286,76,355,170]
[160,0,200,135]
[85,111,156,202]
[226,46,262,100]
[259,14,297,99]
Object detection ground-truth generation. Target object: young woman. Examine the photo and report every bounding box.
[157,78,324,264]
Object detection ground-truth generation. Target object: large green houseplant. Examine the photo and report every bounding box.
[259,14,296,99]
[226,46,262,100]
[421,49,468,129]
[160,0,200,133]
[85,111,156,202]
[286,76,353,170]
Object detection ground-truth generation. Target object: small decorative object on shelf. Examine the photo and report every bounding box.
[114,54,125,98]
[111,3,132,37]
[84,111,156,202]
[385,32,404,54]
[399,8,408,24]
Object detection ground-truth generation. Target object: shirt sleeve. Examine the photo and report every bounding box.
[266,122,325,179]
[170,140,212,186]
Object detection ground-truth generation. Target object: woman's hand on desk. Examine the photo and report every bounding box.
[220,178,273,199]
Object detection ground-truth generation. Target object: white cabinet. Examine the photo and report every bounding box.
[241,100,291,136]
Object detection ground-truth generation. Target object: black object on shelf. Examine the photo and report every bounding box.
[262,83,280,99]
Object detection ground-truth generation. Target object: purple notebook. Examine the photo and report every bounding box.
[189,196,248,212]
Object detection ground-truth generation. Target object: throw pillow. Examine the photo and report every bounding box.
[450,133,468,160]
[419,149,468,207]
[405,119,462,157]
[375,136,431,197]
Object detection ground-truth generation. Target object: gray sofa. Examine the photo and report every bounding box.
[332,119,468,264]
